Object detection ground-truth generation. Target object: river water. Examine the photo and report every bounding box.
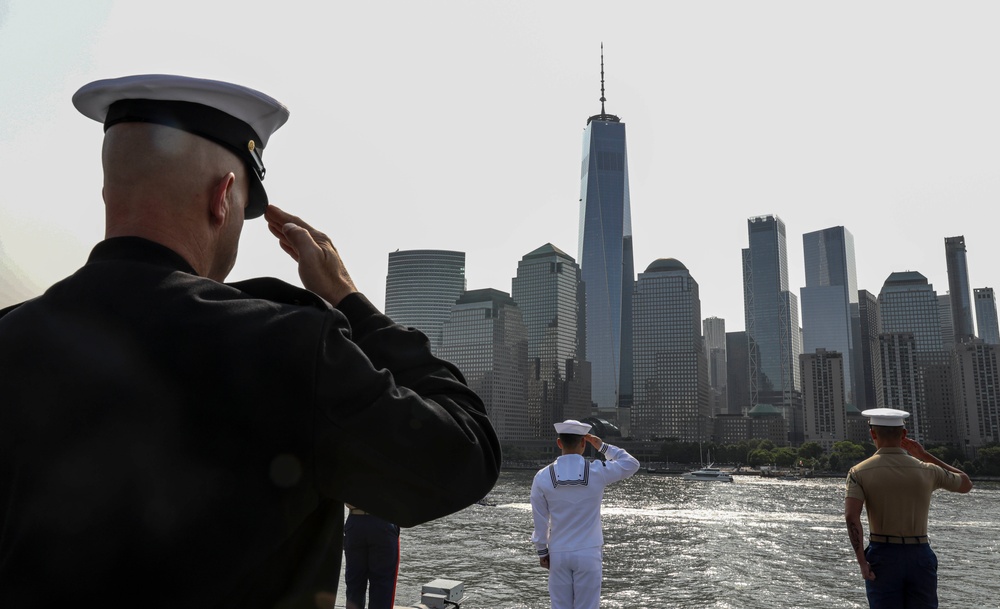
[338,470,1000,608]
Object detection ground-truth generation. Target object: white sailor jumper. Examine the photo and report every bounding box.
[530,443,639,609]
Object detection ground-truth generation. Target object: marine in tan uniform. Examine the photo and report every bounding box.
[844,408,973,609]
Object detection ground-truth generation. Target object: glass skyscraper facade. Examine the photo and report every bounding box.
[974,287,1000,345]
[631,258,709,441]
[384,249,466,354]
[511,244,591,436]
[800,226,859,407]
[742,215,802,442]
[577,79,634,416]
[945,235,975,343]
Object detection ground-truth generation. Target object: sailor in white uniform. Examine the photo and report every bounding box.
[530,420,640,609]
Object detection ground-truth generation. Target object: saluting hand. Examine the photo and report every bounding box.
[584,434,603,450]
[901,437,927,459]
[264,205,358,306]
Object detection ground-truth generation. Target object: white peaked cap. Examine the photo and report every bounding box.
[554,419,592,435]
[72,74,290,219]
[862,408,910,427]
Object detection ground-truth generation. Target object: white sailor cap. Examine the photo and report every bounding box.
[72,74,290,219]
[862,408,910,427]
[554,419,592,435]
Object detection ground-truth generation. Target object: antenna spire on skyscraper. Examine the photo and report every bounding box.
[600,42,607,115]
[588,43,620,125]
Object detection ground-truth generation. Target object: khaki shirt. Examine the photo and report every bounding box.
[845,447,963,537]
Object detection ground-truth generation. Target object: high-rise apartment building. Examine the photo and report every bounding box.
[577,51,635,419]
[511,244,591,437]
[945,236,976,343]
[974,288,1000,345]
[631,259,710,441]
[854,290,884,410]
[385,249,466,354]
[878,271,949,442]
[743,215,802,443]
[801,349,848,451]
[439,288,530,443]
[800,226,859,407]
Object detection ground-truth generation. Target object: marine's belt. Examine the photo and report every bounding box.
[870,534,929,545]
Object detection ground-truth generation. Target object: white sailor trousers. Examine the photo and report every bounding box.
[548,547,602,609]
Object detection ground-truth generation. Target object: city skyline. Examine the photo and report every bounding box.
[3,2,1000,332]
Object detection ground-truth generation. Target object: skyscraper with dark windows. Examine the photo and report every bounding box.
[577,48,634,421]
[855,290,884,410]
[742,215,802,443]
[440,289,530,443]
[726,331,751,415]
[800,226,859,407]
[385,249,466,355]
[974,287,1000,345]
[511,244,591,437]
[945,235,976,343]
[631,259,709,441]
[878,271,950,442]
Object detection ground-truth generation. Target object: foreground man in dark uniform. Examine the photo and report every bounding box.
[844,408,972,609]
[0,74,501,608]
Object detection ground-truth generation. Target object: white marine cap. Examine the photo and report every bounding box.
[862,408,910,427]
[72,74,290,219]
[554,419,592,435]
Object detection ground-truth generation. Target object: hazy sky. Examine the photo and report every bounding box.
[2,1,999,331]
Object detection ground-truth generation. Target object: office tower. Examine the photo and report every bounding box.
[945,236,976,343]
[439,289,530,443]
[878,271,950,442]
[631,259,710,441]
[800,349,848,451]
[577,48,634,418]
[742,215,802,443]
[703,317,728,415]
[511,244,591,437]
[952,342,1000,453]
[385,250,466,354]
[974,288,1000,345]
[939,294,955,351]
[854,290,884,410]
[800,226,859,407]
[726,331,751,415]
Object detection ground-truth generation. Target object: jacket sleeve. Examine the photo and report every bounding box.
[529,474,550,557]
[595,443,640,485]
[312,293,501,527]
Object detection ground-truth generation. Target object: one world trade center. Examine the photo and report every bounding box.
[578,47,634,421]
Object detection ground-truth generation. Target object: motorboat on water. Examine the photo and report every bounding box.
[681,464,734,482]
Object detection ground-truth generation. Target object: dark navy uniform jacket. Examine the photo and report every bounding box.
[0,237,501,608]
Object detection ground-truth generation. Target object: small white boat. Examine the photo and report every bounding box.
[681,464,734,482]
